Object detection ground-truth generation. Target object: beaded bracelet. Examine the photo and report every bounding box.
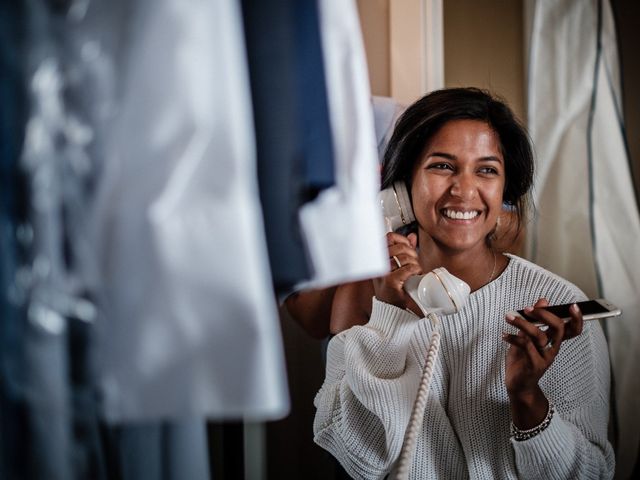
[510,401,555,441]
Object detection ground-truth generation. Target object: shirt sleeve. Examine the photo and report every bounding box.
[511,317,616,479]
[313,297,423,479]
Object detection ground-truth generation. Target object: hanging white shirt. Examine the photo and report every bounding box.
[87,0,288,422]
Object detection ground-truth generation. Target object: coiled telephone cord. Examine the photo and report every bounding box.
[394,312,441,480]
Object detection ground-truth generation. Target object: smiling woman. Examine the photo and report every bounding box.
[315,88,615,479]
[410,119,505,278]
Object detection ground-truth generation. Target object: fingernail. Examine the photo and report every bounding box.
[571,303,579,312]
[524,306,534,313]
[502,332,509,339]
[506,314,515,323]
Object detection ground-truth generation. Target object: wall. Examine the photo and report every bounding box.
[443,0,525,121]
[358,0,525,121]
[612,0,640,207]
[357,0,391,96]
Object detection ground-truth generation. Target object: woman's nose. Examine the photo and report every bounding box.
[449,174,476,200]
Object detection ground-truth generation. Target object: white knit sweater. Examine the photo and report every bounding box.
[313,255,615,479]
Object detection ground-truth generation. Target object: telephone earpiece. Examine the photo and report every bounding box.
[379,181,416,232]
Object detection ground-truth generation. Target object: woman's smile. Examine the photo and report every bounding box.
[441,208,481,221]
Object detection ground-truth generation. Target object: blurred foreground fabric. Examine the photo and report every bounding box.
[1,0,387,478]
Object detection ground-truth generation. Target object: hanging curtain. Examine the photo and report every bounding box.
[528,1,640,477]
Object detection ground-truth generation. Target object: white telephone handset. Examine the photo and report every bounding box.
[379,182,470,479]
[379,181,416,233]
[379,181,470,314]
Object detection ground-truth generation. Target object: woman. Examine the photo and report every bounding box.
[313,88,614,479]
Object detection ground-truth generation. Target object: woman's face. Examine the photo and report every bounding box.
[410,119,505,254]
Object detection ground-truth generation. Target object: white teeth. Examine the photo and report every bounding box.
[444,209,479,220]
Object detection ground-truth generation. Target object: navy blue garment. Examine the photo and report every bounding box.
[293,0,335,199]
[241,0,311,293]
[241,0,315,294]
[0,1,30,478]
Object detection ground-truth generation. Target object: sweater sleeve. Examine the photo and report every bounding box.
[511,318,616,479]
[313,298,424,480]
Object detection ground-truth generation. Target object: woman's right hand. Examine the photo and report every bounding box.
[372,232,422,309]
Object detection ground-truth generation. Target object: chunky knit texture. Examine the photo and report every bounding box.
[313,255,615,479]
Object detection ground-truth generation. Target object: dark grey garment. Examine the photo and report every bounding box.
[102,420,211,480]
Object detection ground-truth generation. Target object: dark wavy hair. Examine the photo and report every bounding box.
[381,87,534,237]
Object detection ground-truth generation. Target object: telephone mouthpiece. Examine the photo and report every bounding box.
[417,268,470,315]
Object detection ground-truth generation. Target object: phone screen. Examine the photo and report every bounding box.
[518,300,610,321]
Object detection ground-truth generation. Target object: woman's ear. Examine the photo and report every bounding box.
[407,232,418,249]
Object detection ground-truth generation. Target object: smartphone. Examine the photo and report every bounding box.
[508,298,621,325]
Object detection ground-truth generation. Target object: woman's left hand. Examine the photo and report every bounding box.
[503,298,584,398]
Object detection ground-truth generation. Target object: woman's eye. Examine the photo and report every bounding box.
[428,163,453,171]
[478,166,498,175]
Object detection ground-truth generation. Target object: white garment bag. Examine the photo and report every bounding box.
[89,0,288,421]
[528,1,640,477]
[297,0,389,289]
